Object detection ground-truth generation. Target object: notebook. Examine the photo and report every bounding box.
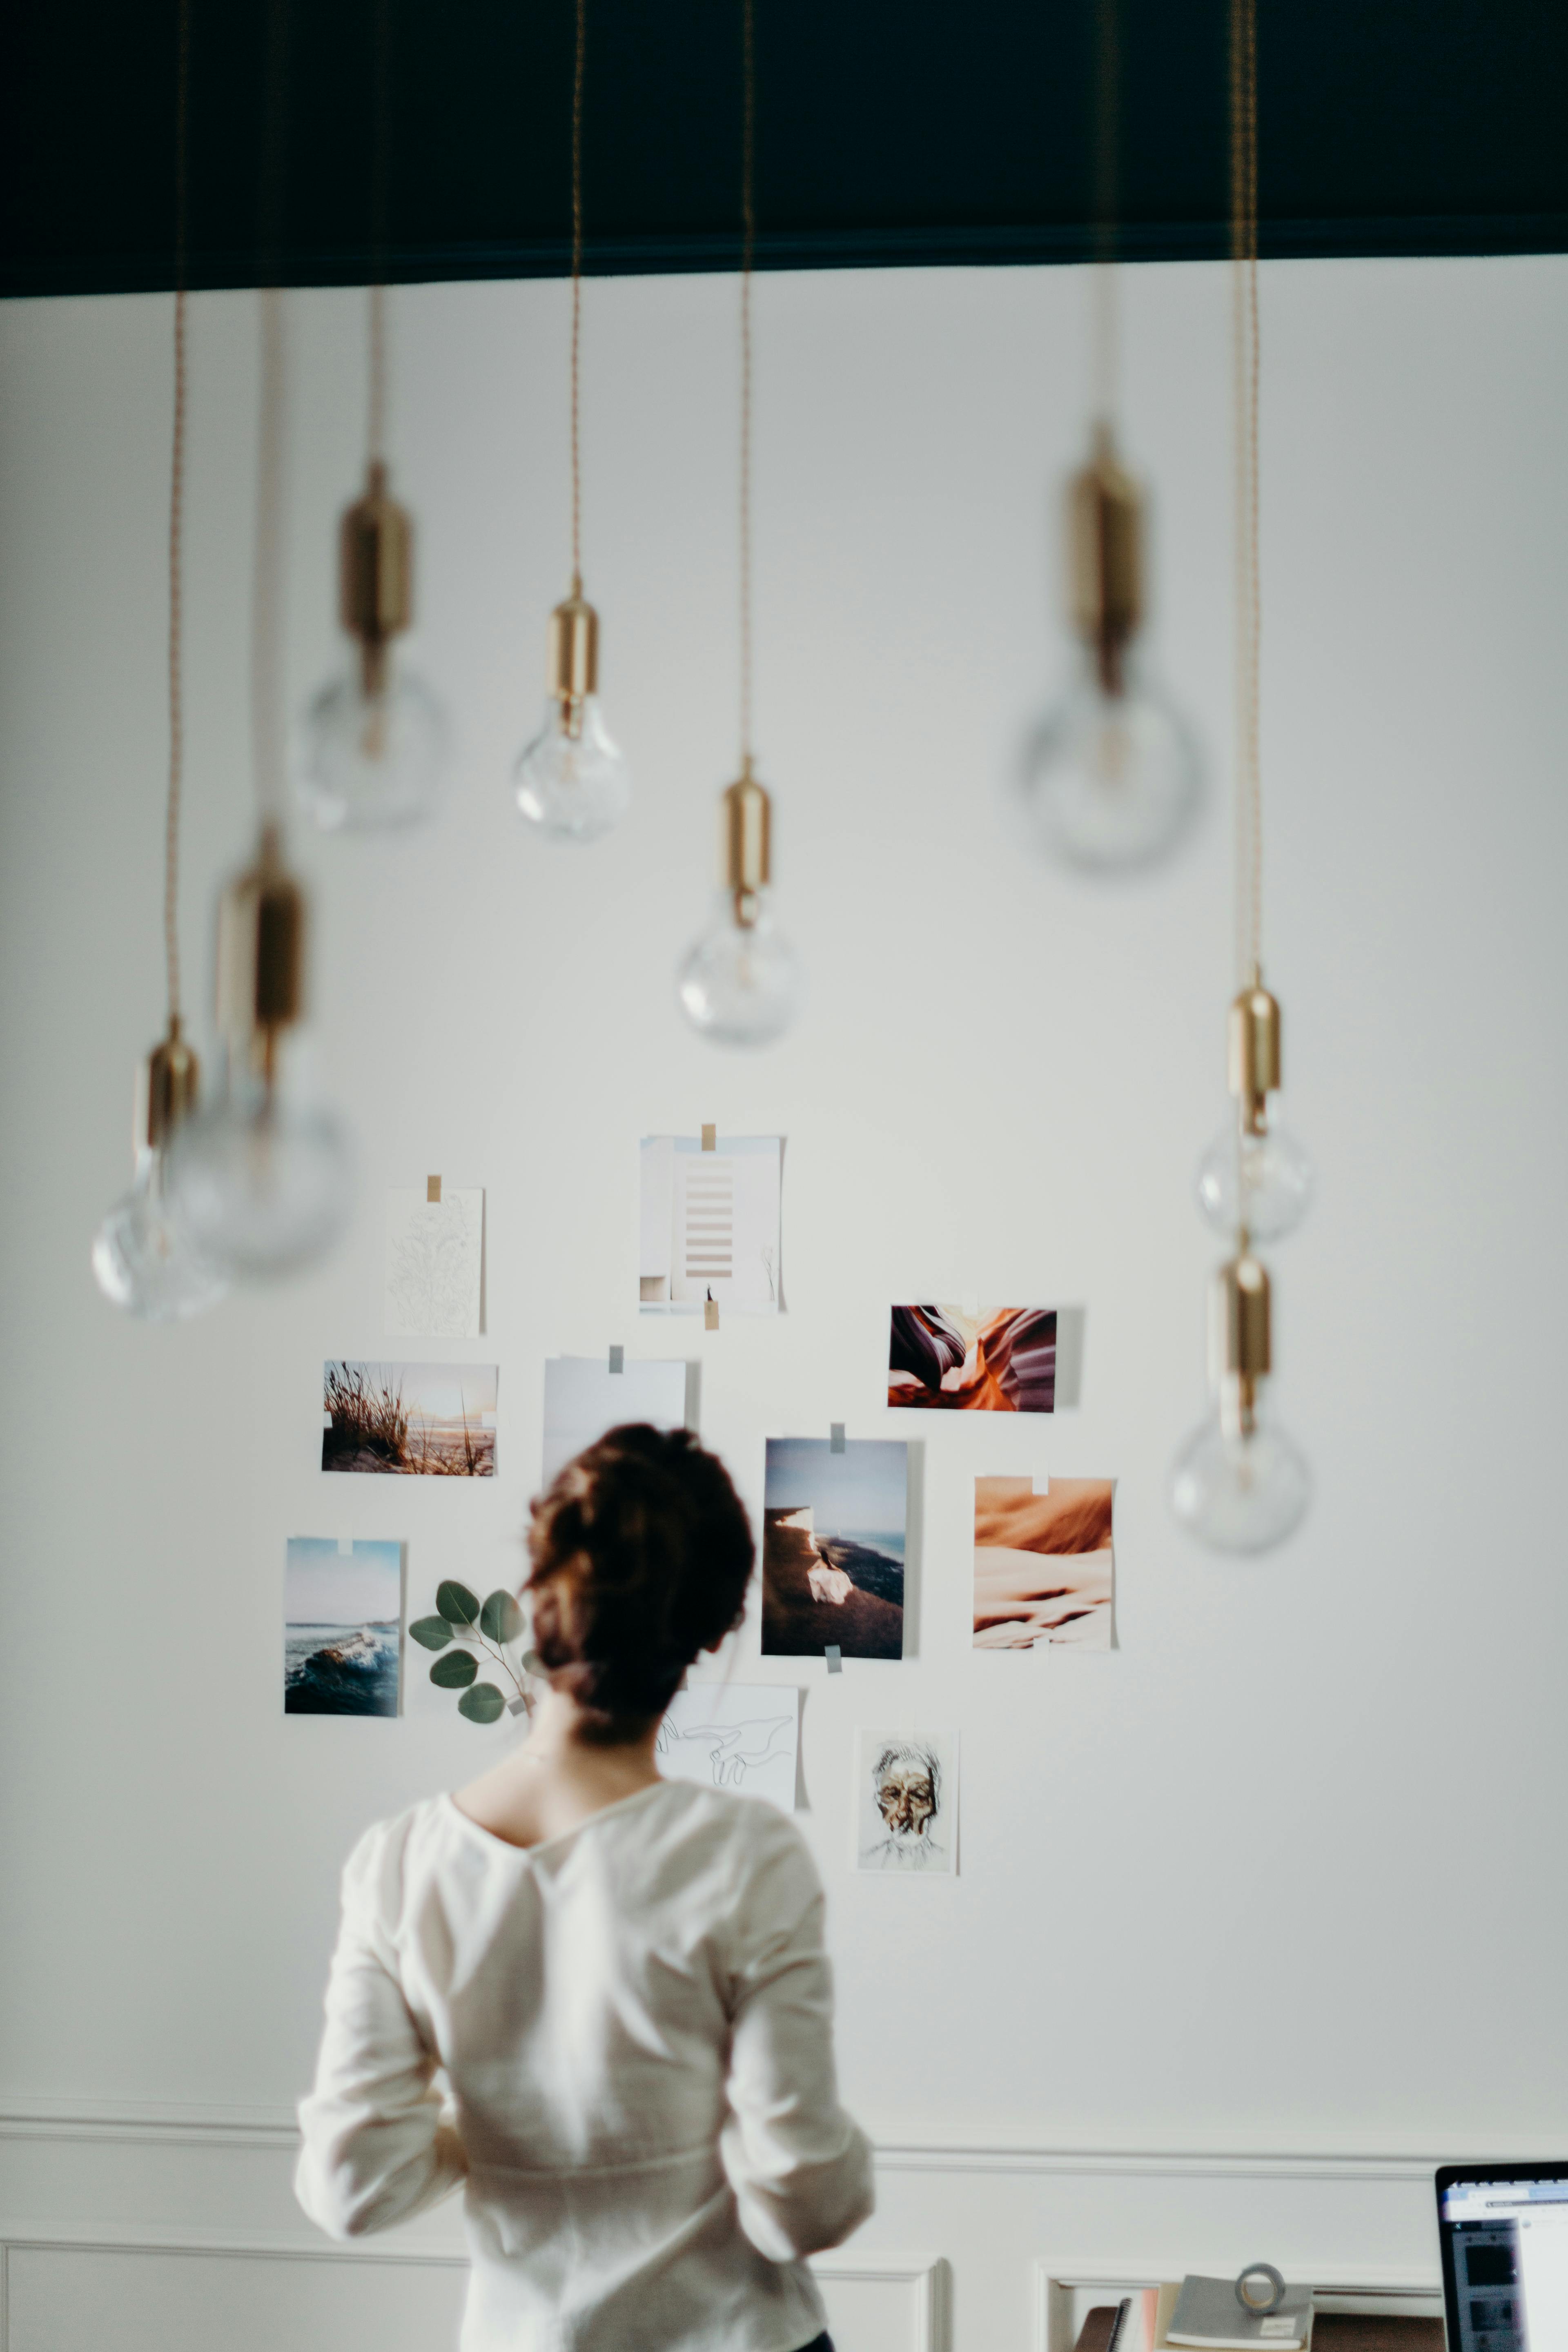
[1165,2275,1312,2350]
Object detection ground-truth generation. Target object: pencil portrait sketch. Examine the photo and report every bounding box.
[855,1730,958,1875]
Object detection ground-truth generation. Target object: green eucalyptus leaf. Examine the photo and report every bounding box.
[437,1579,481,1629]
[430,1648,479,1688]
[480,1589,524,1645]
[458,1682,506,1725]
[408,1615,453,1652]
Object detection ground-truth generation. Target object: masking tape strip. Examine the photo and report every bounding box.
[701,1124,716,1152]
[427,1174,442,1203]
[609,1345,624,1374]
[704,1296,719,1331]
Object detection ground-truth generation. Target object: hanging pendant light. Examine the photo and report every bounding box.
[676,0,802,1047]
[92,7,227,1324]
[169,292,354,1277]
[513,0,630,842]
[299,419,447,831]
[1023,0,1200,873]
[93,1017,227,1325]
[1172,0,1310,1555]
[677,757,800,1047]
[1170,1247,1310,1553]
[1194,980,1312,1240]
[299,3,447,832]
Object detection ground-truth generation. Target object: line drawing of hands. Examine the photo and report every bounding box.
[664,1715,794,1787]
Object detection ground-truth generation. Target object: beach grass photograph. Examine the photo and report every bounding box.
[322,1360,498,1477]
[284,1537,403,1715]
[761,1436,908,1661]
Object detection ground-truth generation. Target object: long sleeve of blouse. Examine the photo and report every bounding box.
[295,1826,468,2238]
[719,1826,874,2261]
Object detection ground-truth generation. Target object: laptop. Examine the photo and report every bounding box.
[1437,2162,1568,2351]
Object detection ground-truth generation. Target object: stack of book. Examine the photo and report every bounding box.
[1073,2280,1314,2352]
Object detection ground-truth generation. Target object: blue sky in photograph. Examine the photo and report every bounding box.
[285,1537,402,1626]
[764,1438,908,1533]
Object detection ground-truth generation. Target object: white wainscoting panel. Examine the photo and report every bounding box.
[4,2242,467,2352]
[813,2253,946,2352]
[0,2105,1457,2352]
[0,2236,941,2352]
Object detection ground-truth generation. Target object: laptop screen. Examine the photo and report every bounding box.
[1438,2169,1568,2352]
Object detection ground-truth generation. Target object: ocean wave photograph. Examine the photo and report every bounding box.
[284,1539,403,1717]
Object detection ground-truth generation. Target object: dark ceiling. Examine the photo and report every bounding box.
[1,0,1564,299]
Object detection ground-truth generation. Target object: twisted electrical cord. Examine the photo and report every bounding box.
[163,0,192,1027]
[738,0,755,765]
[1231,0,1262,989]
[570,0,586,592]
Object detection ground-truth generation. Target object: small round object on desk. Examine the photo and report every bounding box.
[1235,2264,1287,2314]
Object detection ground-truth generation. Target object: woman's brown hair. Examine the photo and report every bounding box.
[526,1425,754,1742]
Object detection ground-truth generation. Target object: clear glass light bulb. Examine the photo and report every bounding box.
[298,659,448,832]
[677,888,802,1047]
[1196,1118,1314,1242]
[91,1145,228,1322]
[513,696,630,841]
[167,1054,353,1280]
[1171,1405,1311,1554]
[1024,652,1199,872]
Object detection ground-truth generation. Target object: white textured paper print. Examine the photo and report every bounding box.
[385,1187,483,1339]
[854,1728,958,1875]
[639,1135,782,1315]
[541,1356,689,1490]
[656,1685,800,1811]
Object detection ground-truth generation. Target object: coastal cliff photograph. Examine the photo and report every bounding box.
[284,1537,403,1716]
[761,1437,908,1660]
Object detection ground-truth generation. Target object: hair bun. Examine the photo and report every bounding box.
[526,1425,753,1741]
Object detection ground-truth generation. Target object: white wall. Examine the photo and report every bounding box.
[2,252,1566,2348]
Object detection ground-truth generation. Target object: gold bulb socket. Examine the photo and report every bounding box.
[215,826,307,1076]
[1229,984,1282,1138]
[722,762,771,929]
[136,1022,200,1152]
[1210,1251,1272,1439]
[1069,421,1143,697]
[548,594,599,741]
[339,460,413,699]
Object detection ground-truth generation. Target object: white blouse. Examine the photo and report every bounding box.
[296,1778,874,2352]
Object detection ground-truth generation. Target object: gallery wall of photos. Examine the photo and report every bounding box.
[16,249,1565,2162]
[294,1139,1114,1876]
